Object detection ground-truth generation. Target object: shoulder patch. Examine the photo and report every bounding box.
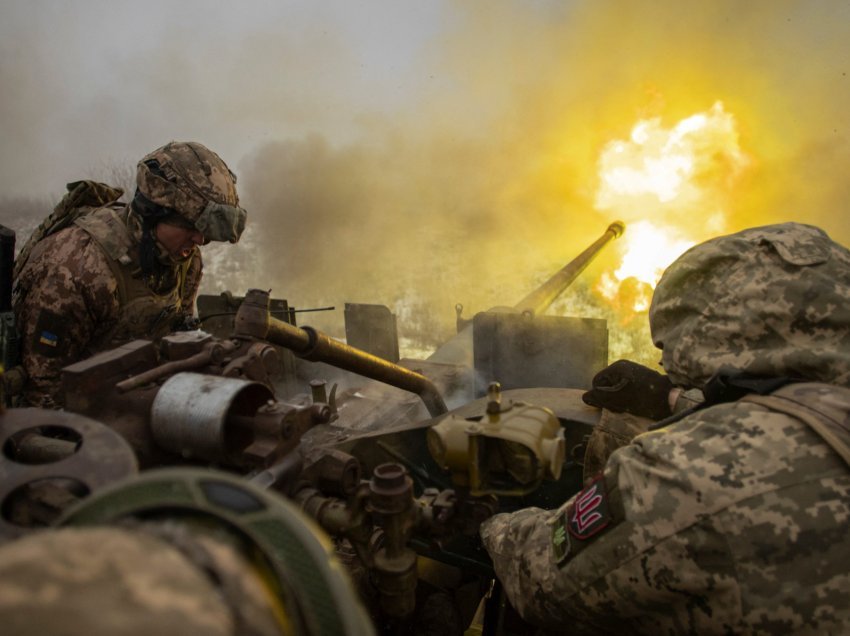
[33,309,71,358]
[551,517,572,564]
[550,476,614,567]
[567,476,612,540]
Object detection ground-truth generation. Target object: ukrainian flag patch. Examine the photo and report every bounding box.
[39,331,59,347]
[34,310,69,357]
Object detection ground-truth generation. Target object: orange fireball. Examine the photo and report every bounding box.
[594,101,749,311]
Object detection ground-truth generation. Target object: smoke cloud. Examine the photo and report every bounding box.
[2,1,849,364]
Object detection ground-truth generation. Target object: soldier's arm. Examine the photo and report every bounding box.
[480,414,755,633]
[180,250,203,317]
[480,472,626,631]
[15,229,119,407]
[481,428,699,632]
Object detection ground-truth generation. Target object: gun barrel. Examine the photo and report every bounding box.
[513,221,624,316]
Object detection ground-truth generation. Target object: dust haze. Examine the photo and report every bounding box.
[2,1,848,364]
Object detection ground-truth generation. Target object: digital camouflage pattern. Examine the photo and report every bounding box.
[481,223,850,634]
[650,222,850,390]
[137,141,240,223]
[12,180,124,282]
[581,408,652,481]
[0,526,283,636]
[13,206,201,407]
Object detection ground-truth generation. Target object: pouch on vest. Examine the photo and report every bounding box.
[13,180,125,281]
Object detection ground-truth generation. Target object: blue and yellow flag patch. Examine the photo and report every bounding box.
[33,310,69,358]
[39,331,59,347]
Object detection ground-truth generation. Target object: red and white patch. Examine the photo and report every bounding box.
[567,477,611,540]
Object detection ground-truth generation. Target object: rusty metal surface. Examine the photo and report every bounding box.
[369,463,413,515]
[62,340,158,413]
[0,408,137,542]
[199,291,300,395]
[117,339,236,393]
[368,463,418,618]
[221,341,281,387]
[301,448,361,498]
[150,372,273,466]
[158,330,214,359]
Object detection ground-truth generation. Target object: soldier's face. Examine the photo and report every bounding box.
[154,221,205,260]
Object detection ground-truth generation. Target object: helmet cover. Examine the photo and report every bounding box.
[136,141,245,242]
[650,222,850,389]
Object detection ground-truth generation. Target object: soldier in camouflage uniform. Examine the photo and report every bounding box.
[481,222,850,634]
[13,141,247,407]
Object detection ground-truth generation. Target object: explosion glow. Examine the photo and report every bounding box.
[613,222,693,288]
[594,101,749,311]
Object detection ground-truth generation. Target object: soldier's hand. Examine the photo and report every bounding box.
[582,359,674,420]
[176,315,201,331]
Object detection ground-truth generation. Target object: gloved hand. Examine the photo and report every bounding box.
[582,359,674,420]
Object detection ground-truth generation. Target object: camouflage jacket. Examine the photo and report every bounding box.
[481,382,850,635]
[13,205,202,407]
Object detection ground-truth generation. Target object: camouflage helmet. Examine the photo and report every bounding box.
[649,222,850,389]
[136,141,246,243]
[0,527,239,636]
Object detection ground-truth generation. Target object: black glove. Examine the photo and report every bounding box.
[582,359,674,420]
[174,315,201,331]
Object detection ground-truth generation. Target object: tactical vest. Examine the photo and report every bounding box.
[74,207,194,351]
[13,180,125,283]
[742,382,850,469]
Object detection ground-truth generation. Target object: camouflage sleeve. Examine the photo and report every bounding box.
[14,227,120,407]
[480,478,624,632]
[480,508,569,626]
[481,401,850,633]
[180,250,203,318]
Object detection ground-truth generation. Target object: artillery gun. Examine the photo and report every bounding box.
[0,222,624,635]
